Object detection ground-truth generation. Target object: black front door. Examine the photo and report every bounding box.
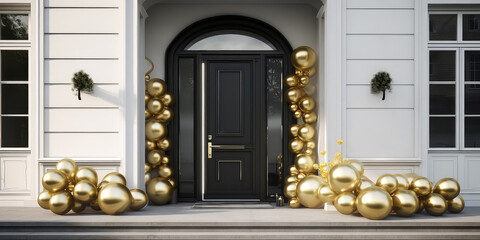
[204,56,262,199]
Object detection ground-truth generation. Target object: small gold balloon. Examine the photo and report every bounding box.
[90,199,101,211]
[355,178,375,194]
[285,87,305,103]
[157,165,173,178]
[145,109,152,119]
[290,104,298,112]
[299,76,310,86]
[291,46,317,70]
[298,124,315,141]
[394,174,409,189]
[424,193,447,216]
[376,174,398,194]
[356,186,393,220]
[295,154,315,173]
[328,163,360,194]
[75,167,98,186]
[347,160,364,176]
[284,74,299,88]
[289,124,300,137]
[145,93,150,106]
[302,112,317,124]
[289,138,304,154]
[146,78,167,97]
[296,173,306,181]
[168,178,176,189]
[73,180,97,203]
[284,182,298,199]
[392,189,419,217]
[295,69,304,76]
[305,67,316,77]
[289,165,299,175]
[161,156,171,165]
[298,96,315,113]
[147,150,162,166]
[49,191,73,215]
[146,120,167,141]
[103,172,127,186]
[316,183,337,203]
[334,192,357,215]
[304,148,313,155]
[294,110,303,118]
[404,173,420,186]
[146,177,173,205]
[410,177,433,197]
[72,200,86,213]
[285,175,297,184]
[147,98,164,115]
[42,170,68,192]
[145,172,151,184]
[447,195,465,213]
[98,183,132,215]
[161,92,174,106]
[305,140,316,150]
[155,108,173,123]
[145,163,151,174]
[433,178,460,200]
[37,190,52,209]
[296,175,325,208]
[130,189,148,211]
[157,138,172,151]
[56,158,78,183]
[289,198,301,208]
[146,140,156,151]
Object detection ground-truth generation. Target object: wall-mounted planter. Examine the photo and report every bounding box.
[72,70,93,100]
[371,71,392,100]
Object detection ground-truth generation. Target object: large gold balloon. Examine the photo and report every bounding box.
[298,124,315,141]
[316,183,337,203]
[285,87,305,103]
[334,192,356,215]
[298,96,315,113]
[75,167,98,186]
[73,180,97,203]
[155,108,173,123]
[302,112,317,124]
[433,178,460,200]
[42,170,68,192]
[103,172,127,186]
[289,138,304,154]
[424,193,447,216]
[289,124,300,137]
[404,173,419,186]
[72,201,86,213]
[284,74,299,88]
[49,190,73,215]
[356,186,393,220]
[161,92,174,106]
[147,98,164,115]
[289,198,301,208]
[157,165,173,178]
[130,189,148,211]
[37,190,52,209]
[355,177,375,194]
[147,177,173,205]
[295,154,315,173]
[146,78,167,97]
[392,189,419,217]
[284,182,298,199]
[146,120,167,141]
[147,150,162,166]
[410,177,433,197]
[291,46,317,70]
[347,160,364,176]
[376,174,398,194]
[447,195,464,213]
[157,138,172,151]
[56,158,78,183]
[394,174,409,189]
[146,140,156,151]
[296,175,324,208]
[328,163,360,194]
[98,183,132,215]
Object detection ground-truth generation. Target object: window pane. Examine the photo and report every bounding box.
[465,117,480,148]
[0,14,28,40]
[186,33,275,51]
[465,84,480,115]
[430,84,455,115]
[463,14,480,41]
[465,51,480,82]
[1,50,28,81]
[1,116,28,147]
[430,51,456,81]
[2,84,28,114]
[430,14,457,41]
[430,117,455,148]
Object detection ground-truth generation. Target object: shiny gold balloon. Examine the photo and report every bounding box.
[410,177,433,197]
[347,160,364,176]
[295,154,315,173]
[145,109,152,119]
[298,96,315,113]
[161,92,174,106]
[155,108,173,123]
[146,177,173,205]
[103,172,127,186]
[284,182,298,199]
[433,178,460,200]
[394,174,409,189]
[298,124,315,141]
[157,165,173,178]
[285,87,305,103]
[90,199,101,211]
[328,163,360,194]
[146,140,156,151]
[295,69,304,76]
[73,180,97,203]
[305,67,316,77]
[72,200,86,213]
[305,140,316,150]
[296,175,325,208]
[98,183,132,215]
[296,172,306,181]
[145,163,152,174]
[289,198,301,208]
[424,193,447,216]
[130,189,148,211]
[37,190,52,209]
[75,167,98,186]
[168,178,176,189]
[289,165,299,175]
[291,46,317,70]
[289,138,304,154]
[404,173,419,186]
[334,192,356,215]
[302,112,317,124]
[42,170,68,192]
[67,184,75,192]
[49,190,73,215]
[147,150,162,166]
[290,104,298,112]
[355,178,375,194]
[145,172,151,184]
[447,195,464,213]
[289,124,300,137]
[147,98,164,115]
[392,189,419,217]
[146,120,167,142]
[161,156,171,165]
[356,186,393,220]
[56,158,78,183]
[97,180,110,191]
[285,175,297,184]
[146,78,167,97]
[316,183,337,203]
[145,93,150,106]
[376,174,398,194]
[284,74,299,88]
[294,110,303,118]
[299,76,310,86]
[157,138,172,151]
[304,148,313,156]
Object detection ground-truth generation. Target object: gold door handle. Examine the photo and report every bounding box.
[208,142,246,158]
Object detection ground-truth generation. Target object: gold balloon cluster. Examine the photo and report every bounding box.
[145,57,175,205]
[38,158,148,215]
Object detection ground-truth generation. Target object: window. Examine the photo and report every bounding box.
[185,31,276,51]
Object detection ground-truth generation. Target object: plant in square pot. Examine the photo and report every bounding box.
[371,71,392,100]
[72,70,93,100]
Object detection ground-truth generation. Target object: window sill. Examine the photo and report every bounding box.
[428,149,480,154]
[0,148,30,154]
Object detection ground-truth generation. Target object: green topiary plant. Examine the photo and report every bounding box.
[371,71,392,101]
[72,70,93,100]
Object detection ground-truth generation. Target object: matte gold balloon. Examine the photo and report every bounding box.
[285,87,305,103]
[72,200,86,213]
[284,74,299,88]
[145,109,152,119]
[285,175,297,184]
[103,172,127,186]
[299,76,310,86]
[410,177,433,197]
[298,124,315,141]
[161,92,174,106]
[284,182,298,199]
[49,191,73,215]
[130,189,148,211]
[145,120,167,141]
[75,167,98,186]
[347,160,364,176]
[157,138,171,151]
[291,46,317,70]
[56,158,78,183]
[155,108,173,123]
[355,178,375,194]
[334,192,356,215]
[42,170,68,192]
[302,112,317,124]
[433,178,460,200]
[424,193,447,216]
[289,165,299,175]
[447,195,464,213]
[289,198,301,208]
[146,177,173,205]
[290,104,298,112]
[392,189,419,217]
[294,110,303,118]
[298,96,315,113]
[295,154,315,173]
[404,173,419,186]
[289,124,300,137]
[145,172,151,184]
[356,186,393,220]
[98,183,132,215]
[296,175,324,208]
[316,183,337,203]
[328,163,360,194]
[145,93,150,106]
[394,174,409,189]
[146,140,156,151]
[73,180,97,203]
[146,78,167,97]
[147,98,164,115]
[161,156,171,165]
[37,190,52,209]
[157,165,173,178]
[90,199,101,211]
[289,138,304,154]
[376,174,398,194]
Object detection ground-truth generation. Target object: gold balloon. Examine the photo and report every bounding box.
[145,172,151,184]
[302,112,317,124]
[306,140,316,150]
[285,87,305,103]
[289,124,300,137]
[146,177,173,205]
[168,178,176,189]
[355,178,375,194]
[37,190,52,209]
[145,163,152,174]
[404,173,419,186]
[294,110,303,118]
[284,182,298,199]
[289,198,301,208]
[334,192,356,215]
[72,200,86,213]
[49,191,73,215]
[305,67,316,77]
[299,76,310,86]
[103,172,127,186]
[433,177,460,200]
[157,165,173,178]
[67,184,75,192]
[295,154,315,173]
[161,92,174,106]
[295,69,304,76]
[73,180,97,203]
[316,183,337,203]
[425,193,447,216]
[289,165,299,175]
[157,138,172,151]
[296,173,306,181]
[347,160,364,176]
[98,183,132,215]
[147,98,164,115]
[90,199,101,211]
[161,156,171,165]
[147,150,162,166]
[75,167,98,186]
[356,186,393,220]
[298,124,315,141]
[155,108,173,123]
[290,104,298,112]
[145,120,167,141]
[289,138,304,154]
[42,170,68,192]
[130,189,148,211]
[291,46,317,70]
[447,195,464,213]
[284,74,299,88]
[410,177,433,197]
[296,175,324,208]
[97,180,110,191]
[392,189,419,217]
[304,148,313,155]
[376,174,398,194]
[145,92,150,106]
[328,163,360,194]
[298,96,315,113]
[394,174,409,189]
[146,140,156,151]
[145,109,152,119]
[285,175,297,184]
[56,158,78,183]
[146,78,167,97]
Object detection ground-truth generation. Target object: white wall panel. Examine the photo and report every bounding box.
[45,109,119,132]
[45,9,119,34]
[346,0,414,9]
[45,60,120,84]
[45,85,120,108]
[45,35,119,59]
[1,158,27,191]
[347,9,414,34]
[346,85,414,109]
[465,157,480,191]
[363,165,417,183]
[430,156,457,183]
[347,35,414,60]
[44,133,120,158]
[347,60,414,84]
[44,0,119,8]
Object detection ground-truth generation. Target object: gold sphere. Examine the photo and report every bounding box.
[447,195,464,213]
[37,190,52,209]
[146,140,156,151]
[298,124,316,141]
[291,46,317,70]
[145,172,151,184]
[103,172,127,186]
[289,165,299,175]
[155,108,174,123]
[296,173,306,181]
[433,177,460,200]
[146,78,167,97]
[404,173,419,186]
[289,198,301,208]
[56,158,78,184]
[347,160,364,176]
[145,109,152,119]
[306,140,316,150]
[295,69,304,76]
[72,200,86,213]
[285,87,305,103]
[49,190,73,215]
[328,163,360,194]
[147,98,164,115]
[355,178,375,194]
[147,150,163,166]
[356,186,393,220]
[392,189,419,217]
[98,183,132,215]
[145,163,152,174]
[299,76,310,86]
[394,174,409,189]
[295,154,315,173]
[410,177,433,197]
[145,93,150,106]
[334,192,356,215]
[285,175,297,184]
[284,182,298,199]
[157,138,172,151]
[290,104,298,112]
[305,67,316,77]
[161,156,171,165]
[425,193,447,216]
[302,112,317,124]
[130,189,148,211]
[289,138,304,154]
[376,174,398,194]
[97,180,110,191]
[296,175,325,208]
[284,74,299,88]
[157,165,173,178]
[304,148,313,155]
[289,124,300,137]
[42,170,68,192]
[90,199,101,211]
[146,120,167,142]
[73,180,97,203]
[294,110,303,118]
[168,178,176,189]
[316,183,337,203]
[161,92,174,106]
[75,167,98,186]
[147,177,173,205]
[298,96,315,113]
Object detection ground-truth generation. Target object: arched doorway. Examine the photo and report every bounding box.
[166,15,293,201]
